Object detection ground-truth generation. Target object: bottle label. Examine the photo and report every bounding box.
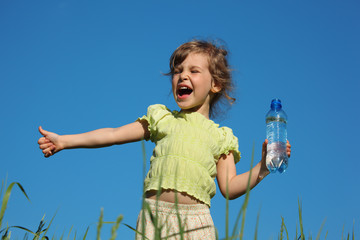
[265,116,287,124]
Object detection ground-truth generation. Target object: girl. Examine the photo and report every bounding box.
[38,40,291,239]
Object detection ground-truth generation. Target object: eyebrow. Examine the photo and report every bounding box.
[181,64,204,70]
[190,65,202,69]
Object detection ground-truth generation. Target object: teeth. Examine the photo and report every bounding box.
[178,86,192,97]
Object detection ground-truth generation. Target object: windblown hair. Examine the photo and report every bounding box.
[167,39,235,118]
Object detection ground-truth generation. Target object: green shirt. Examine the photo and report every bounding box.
[138,104,241,207]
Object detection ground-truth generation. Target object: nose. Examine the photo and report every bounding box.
[180,71,189,81]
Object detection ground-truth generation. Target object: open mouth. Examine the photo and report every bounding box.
[177,86,193,97]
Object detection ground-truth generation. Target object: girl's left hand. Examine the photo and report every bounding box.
[261,139,292,159]
[260,140,292,172]
[286,140,292,158]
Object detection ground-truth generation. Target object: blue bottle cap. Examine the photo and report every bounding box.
[270,98,282,110]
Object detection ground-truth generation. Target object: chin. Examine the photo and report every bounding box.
[176,101,193,109]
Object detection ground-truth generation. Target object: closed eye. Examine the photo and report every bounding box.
[173,68,182,74]
[190,67,201,73]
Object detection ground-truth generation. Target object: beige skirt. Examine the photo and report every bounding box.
[135,199,216,240]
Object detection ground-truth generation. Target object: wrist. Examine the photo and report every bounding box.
[257,161,270,181]
[57,135,67,150]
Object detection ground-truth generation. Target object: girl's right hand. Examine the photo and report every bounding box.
[38,126,63,158]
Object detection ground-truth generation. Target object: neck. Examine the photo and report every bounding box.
[179,105,210,119]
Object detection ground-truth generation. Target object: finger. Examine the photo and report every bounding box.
[262,140,268,151]
[38,137,50,145]
[39,142,54,150]
[263,139,268,147]
[38,137,45,144]
[42,145,55,155]
[287,148,291,157]
[286,142,291,156]
[44,146,56,158]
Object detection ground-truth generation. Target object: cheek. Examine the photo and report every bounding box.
[171,79,177,95]
[171,79,176,90]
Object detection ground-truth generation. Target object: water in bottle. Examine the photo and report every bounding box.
[265,99,288,173]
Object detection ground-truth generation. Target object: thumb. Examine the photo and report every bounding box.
[39,126,49,137]
[262,139,268,158]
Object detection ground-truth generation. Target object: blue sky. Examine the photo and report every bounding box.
[1,0,359,239]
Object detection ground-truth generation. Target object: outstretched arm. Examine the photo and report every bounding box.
[38,120,149,158]
[216,140,291,199]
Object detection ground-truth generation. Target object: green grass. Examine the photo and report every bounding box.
[0,179,356,240]
[0,144,357,239]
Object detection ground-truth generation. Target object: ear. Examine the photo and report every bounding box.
[211,81,222,93]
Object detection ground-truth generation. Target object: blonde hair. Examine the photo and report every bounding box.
[167,40,235,118]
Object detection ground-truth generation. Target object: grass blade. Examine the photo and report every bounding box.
[298,198,305,240]
[253,207,261,240]
[0,182,30,229]
[174,177,185,240]
[2,226,35,235]
[141,140,147,240]
[163,225,212,239]
[225,172,229,240]
[66,225,73,240]
[110,214,123,240]
[0,178,6,205]
[239,143,255,240]
[279,216,289,240]
[280,217,285,240]
[40,211,58,240]
[315,218,326,240]
[230,144,255,239]
[1,227,11,240]
[60,229,65,240]
[278,216,289,240]
[122,223,149,240]
[96,208,103,240]
[285,222,289,240]
[82,226,89,240]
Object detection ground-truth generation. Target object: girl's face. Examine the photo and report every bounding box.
[172,53,221,118]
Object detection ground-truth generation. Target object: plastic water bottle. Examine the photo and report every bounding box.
[265,99,288,173]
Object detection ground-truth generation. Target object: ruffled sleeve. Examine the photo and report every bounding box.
[218,127,241,163]
[137,104,171,142]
